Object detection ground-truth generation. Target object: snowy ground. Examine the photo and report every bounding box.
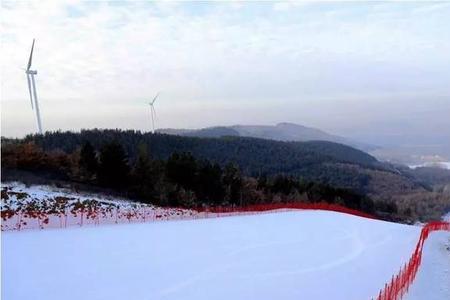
[2,210,421,300]
[443,212,450,222]
[409,161,450,170]
[406,232,450,300]
[1,182,200,230]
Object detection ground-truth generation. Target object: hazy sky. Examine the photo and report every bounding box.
[1,1,450,145]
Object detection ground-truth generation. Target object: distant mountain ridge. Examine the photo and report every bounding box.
[157,123,376,151]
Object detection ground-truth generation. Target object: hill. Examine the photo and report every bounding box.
[7,129,380,177]
[2,129,420,196]
[157,122,376,151]
[19,129,376,167]
[3,129,449,221]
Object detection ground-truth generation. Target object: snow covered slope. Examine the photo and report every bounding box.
[406,231,450,300]
[1,182,200,230]
[2,211,420,300]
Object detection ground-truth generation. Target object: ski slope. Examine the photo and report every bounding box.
[406,231,450,300]
[2,210,421,300]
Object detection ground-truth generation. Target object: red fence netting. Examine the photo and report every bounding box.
[1,201,376,231]
[199,202,377,219]
[373,221,450,300]
[2,195,449,300]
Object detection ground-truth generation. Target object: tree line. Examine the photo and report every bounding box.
[1,140,382,216]
[6,129,388,196]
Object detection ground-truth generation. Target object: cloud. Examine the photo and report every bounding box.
[1,1,449,138]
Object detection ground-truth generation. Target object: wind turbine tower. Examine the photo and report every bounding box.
[25,39,43,134]
[148,92,159,133]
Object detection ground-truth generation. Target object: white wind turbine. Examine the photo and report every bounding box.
[25,39,43,134]
[148,92,160,133]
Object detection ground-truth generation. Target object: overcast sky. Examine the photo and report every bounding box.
[1,1,450,145]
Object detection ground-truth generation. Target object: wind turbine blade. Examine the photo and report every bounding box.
[27,74,34,110]
[151,92,160,105]
[27,39,35,71]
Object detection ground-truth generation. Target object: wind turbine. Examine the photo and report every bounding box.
[25,39,43,134]
[148,92,159,133]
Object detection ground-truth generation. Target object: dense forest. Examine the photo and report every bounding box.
[2,129,450,222]
[2,135,381,218]
[3,130,392,193]
[19,129,378,166]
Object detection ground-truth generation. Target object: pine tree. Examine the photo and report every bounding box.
[79,141,98,178]
[166,152,197,190]
[196,160,224,205]
[130,143,157,202]
[97,141,129,188]
[223,163,242,206]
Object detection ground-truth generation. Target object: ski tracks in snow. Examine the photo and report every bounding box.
[157,226,393,298]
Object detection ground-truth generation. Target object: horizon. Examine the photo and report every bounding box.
[2,2,450,300]
[1,1,450,152]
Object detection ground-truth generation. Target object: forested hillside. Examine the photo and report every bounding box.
[2,130,415,194]
[16,129,377,167]
[2,129,449,221]
[157,122,375,151]
[5,130,388,192]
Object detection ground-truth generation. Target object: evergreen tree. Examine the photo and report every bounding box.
[257,174,268,191]
[166,152,197,190]
[223,163,242,206]
[271,175,297,195]
[130,144,157,202]
[196,160,224,205]
[97,141,129,188]
[79,141,98,178]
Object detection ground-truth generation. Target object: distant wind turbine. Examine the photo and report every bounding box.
[25,39,43,134]
[148,92,160,133]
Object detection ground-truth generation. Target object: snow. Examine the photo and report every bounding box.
[2,210,421,300]
[409,161,450,170]
[1,182,200,230]
[443,212,450,222]
[406,231,450,300]
[1,181,157,209]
